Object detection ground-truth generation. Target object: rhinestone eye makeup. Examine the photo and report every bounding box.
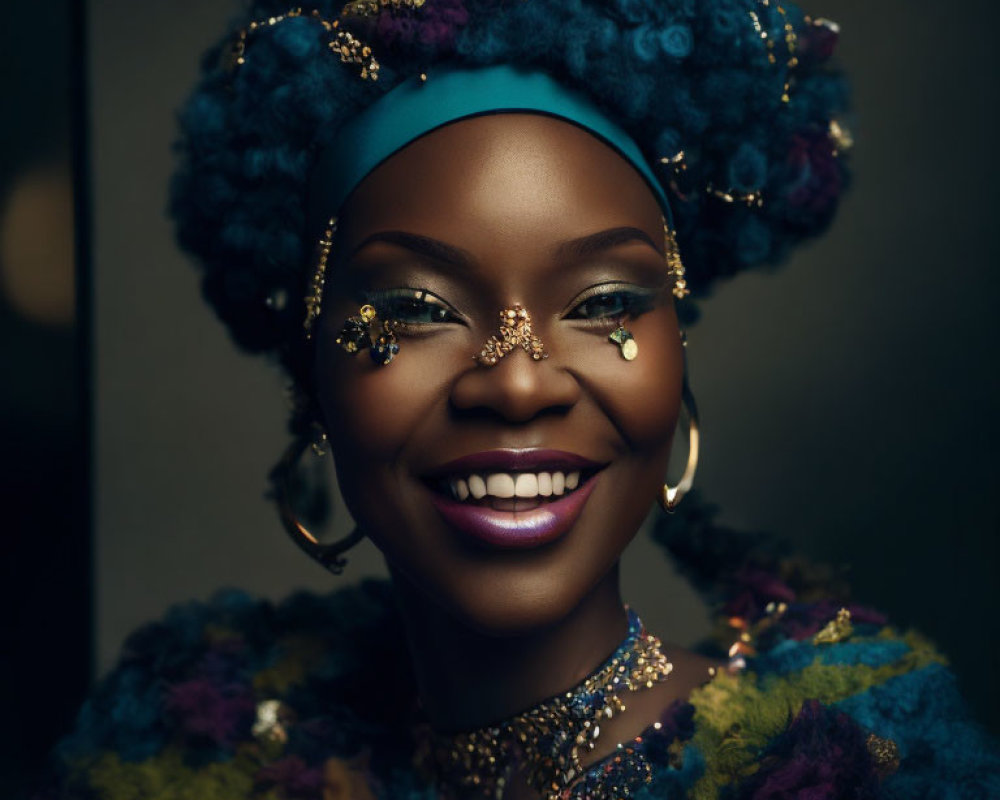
[335,304,400,366]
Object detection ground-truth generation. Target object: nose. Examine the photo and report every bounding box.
[450,348,582,424]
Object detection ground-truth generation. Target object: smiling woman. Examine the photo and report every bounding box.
[40,1,1000,798]
[318,115,682,640]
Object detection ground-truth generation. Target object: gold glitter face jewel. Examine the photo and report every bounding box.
[664,221,690,300]
[304,217,337,338]
[427,610,672,800]
[335,304,400,365]
[608,326,638,361]
[475,304,548,366]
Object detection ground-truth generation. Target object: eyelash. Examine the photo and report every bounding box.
[364,288,462,329]
[362,283,659,333]
[563,284,659,328]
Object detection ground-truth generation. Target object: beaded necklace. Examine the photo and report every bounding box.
[427,609,672,800]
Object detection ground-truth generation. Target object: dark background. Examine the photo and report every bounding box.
[1,0,998,795]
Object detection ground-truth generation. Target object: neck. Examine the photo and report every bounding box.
[392,566,629,732]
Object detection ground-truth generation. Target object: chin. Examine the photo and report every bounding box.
[383,524,629,639]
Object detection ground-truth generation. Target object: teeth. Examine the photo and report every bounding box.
[469,474,487,499]
[449,470,586,502]
[486,473,516,498]
[514,473,538,498]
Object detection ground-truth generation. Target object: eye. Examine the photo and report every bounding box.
[569,291,631,320]
[564,283,659,325]
[366,288,461,325]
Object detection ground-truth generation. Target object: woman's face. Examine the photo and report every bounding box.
[315,114,684,634]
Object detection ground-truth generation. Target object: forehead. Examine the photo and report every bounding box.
[337,113,664,250]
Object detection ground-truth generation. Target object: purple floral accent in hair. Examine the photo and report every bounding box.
[724,566,797,620]
[734,700,881,799]
[784,130,845,217]
[375,0,469,52]
[164,677,256,748]
[797,19,840,65]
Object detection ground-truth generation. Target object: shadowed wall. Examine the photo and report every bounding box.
[89,0,999,741]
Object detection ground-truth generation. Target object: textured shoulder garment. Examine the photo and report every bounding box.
[36,518,1000,799]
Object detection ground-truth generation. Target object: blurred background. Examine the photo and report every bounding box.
[1,0,998,795]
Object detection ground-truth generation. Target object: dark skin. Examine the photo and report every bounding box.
[313,114,720,796]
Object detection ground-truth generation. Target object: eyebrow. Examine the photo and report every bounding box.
[347,231,475,267]
[557,226,661,260]
[347,225,661,267]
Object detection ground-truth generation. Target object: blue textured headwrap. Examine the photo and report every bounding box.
[309,64,673,227]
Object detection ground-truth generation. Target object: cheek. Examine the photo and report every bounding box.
[315,336,449,465]
[577,312,685,458]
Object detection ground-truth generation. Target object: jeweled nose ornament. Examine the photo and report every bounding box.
[336,304,400,365]
[475,304,548,367]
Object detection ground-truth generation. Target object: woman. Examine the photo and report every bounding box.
[42,1,999,798]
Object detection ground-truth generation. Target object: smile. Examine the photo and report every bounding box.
[445,470,583,507]
[425,450,604,549]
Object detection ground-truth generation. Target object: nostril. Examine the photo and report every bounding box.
[450,347,582,423]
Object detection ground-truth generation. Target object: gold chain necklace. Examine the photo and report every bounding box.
[427,610,672,800]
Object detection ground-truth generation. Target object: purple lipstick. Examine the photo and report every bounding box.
[425,449,604,549]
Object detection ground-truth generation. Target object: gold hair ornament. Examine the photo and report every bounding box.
[705,183,765,208]
[222,2,429,81]
[269,433,365,574]
[476,304,548,367]
[828,118,854,155]
[343,0,426,15]
[664,221,690,299]
[749,0,799,104]
[304,216,336,338]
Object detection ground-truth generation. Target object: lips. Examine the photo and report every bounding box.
[424,450,604,549]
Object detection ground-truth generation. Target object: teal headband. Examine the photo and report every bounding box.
[309,64,673,227]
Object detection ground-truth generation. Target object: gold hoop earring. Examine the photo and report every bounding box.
[659,380,700,514]
[269,434,364,574]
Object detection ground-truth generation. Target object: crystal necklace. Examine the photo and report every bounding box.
[427,609,673,800]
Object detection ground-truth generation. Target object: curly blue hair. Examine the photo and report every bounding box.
[170,0,849,399]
